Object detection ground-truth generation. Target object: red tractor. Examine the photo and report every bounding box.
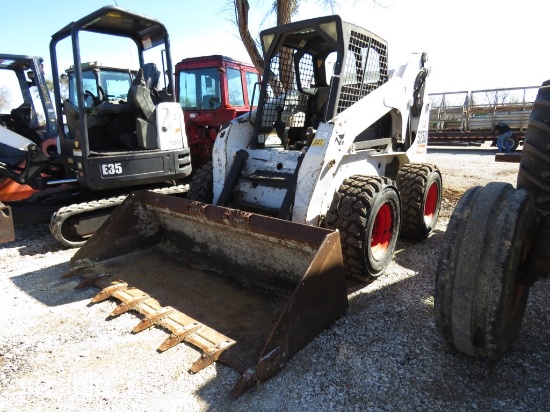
[175,55,260,169]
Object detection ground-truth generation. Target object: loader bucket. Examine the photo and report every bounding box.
[64,190,348,397]
[0,201,15,243]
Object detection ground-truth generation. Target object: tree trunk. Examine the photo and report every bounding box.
[276,0,294,93]
[234,0,265,75]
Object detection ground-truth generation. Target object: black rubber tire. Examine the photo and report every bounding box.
[396,163,442,239]
[517,79,550,213]
[434,182,537,357]
[187,162,214,203]
[499,134,519,153]
[325,175,401,279]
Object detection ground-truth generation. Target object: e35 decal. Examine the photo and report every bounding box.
[101,163,122,176]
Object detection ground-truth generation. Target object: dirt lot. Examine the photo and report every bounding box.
[1,143,549,412]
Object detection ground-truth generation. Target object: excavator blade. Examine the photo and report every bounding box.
[65,190,348,398]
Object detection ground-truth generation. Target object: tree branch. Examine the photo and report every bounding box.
[234,0,265,75]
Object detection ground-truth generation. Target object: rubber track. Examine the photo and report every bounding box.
[50,184,190,247]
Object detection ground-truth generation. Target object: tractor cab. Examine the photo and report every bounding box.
[175,55,260,168]
[252,15,392,150]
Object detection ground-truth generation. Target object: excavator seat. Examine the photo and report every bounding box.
[64,99,79,139]
[128,63,162,149]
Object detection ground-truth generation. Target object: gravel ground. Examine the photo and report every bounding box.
[1,143,549,412]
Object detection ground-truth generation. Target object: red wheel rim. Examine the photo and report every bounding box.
[371,202,393,260]
[424,181,439,225]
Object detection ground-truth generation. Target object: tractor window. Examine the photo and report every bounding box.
[178,67,221,110]
[68,70,97,107]
[99,71,134,101]
[227,68,245,107]
[245,71,259,107]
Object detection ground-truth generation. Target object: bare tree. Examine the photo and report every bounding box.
[0,85,11,113]
[234,0,265,75]
[231,0,337,75]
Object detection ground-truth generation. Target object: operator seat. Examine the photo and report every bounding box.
[10,104,41,146]
[128,63,161,149]
[64,100,80,139]
[202,95,220,109]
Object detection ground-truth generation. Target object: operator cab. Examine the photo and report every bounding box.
[254,15,392,151]
[63,62,139,152]
[49,6,191,191]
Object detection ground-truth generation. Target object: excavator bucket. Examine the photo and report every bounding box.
[63,190,348,397]
[0,201,15,243]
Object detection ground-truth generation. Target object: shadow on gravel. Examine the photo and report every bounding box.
[192,230,550,409]
[9,262,95,307]
[4,223,67,257]
[192,228,452,402]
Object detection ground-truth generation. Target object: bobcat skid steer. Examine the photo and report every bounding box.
[66,15,441,397]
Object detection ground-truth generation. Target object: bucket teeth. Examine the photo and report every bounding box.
[190,340,235,373]
[91,281,128,303]
[74,273,111,289]
[110,293,150,317]
[75,276,238,375]
[158,322,202,352]
[132,306,175,333]
[61,265,92,279]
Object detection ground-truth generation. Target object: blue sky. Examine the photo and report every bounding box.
[1,0,547,93]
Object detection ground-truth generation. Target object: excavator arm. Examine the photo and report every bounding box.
[0,126,50,189]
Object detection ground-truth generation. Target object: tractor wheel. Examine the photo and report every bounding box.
[434,182,537,357]
[517,79,550,213]
[499,134,519,153]
[396,163,442,239]
[187,162,213,203]
[325,176,401,279]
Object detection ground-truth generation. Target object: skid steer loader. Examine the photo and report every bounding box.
[0,7,192,247]
[434,81,550,357]
[66,15,441,397]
